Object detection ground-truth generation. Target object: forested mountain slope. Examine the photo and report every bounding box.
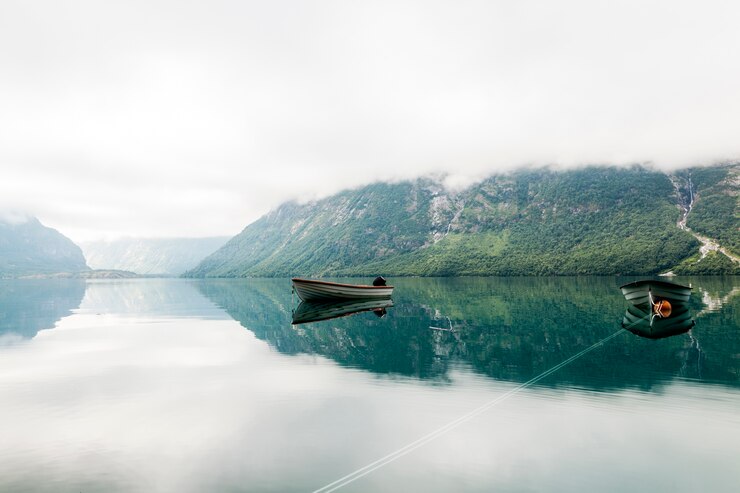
[671,165,740,275]
[686,166,739,256]
[186,165,738,277]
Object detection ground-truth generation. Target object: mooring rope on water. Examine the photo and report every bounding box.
[311,314,647,493]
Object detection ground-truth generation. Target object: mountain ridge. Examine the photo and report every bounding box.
[185,164,739,278]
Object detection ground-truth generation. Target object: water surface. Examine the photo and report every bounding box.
[1,277,738,492]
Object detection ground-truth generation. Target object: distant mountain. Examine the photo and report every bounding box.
[18,269,140,279]
[82,237,230,276]
[0,217,89,278]
[186,164,739,277]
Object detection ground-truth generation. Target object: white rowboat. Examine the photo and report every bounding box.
[291,278,394,302]
[619,279,692,307]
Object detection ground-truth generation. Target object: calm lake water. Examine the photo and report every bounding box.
[1,277,738,492]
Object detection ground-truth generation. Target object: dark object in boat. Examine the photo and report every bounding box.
[653,299,672,318]
[621,301,695,339]
[292,278,394,302]
[619,279,692,308]
[373,276,387,287]
[292,298,394,325]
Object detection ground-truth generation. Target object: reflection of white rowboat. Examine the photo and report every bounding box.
[621,302,694,339]
[292,298,394,325]
[291,278,394,302]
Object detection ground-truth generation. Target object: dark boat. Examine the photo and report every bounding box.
[291,278,394,302]
[621,302,695,339]
[291,298,394,325]
[619,279,692,308]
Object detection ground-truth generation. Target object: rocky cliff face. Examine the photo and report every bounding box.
[0,217,89,277]
[186,164,738,277]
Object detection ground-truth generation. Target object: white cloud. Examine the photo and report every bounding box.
[0,210,32,225]
[1,0,739,241]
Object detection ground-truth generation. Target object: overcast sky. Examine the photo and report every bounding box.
[1,0,739,242]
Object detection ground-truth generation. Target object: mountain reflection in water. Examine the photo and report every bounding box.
[0,279,86,341]
[196,276,740,390]
[0,277,738,493]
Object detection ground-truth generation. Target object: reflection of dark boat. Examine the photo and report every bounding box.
[621,302,695,339]
[619,279,692,307]
[292,298,394,325]
[291,278,394,302]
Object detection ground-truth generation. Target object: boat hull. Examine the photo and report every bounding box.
[292,278,394,302]
[619,280,692,307]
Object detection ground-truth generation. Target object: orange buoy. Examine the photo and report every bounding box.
[653,299,672,318]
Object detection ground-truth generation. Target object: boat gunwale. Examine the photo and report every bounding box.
[291,278,394,290]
